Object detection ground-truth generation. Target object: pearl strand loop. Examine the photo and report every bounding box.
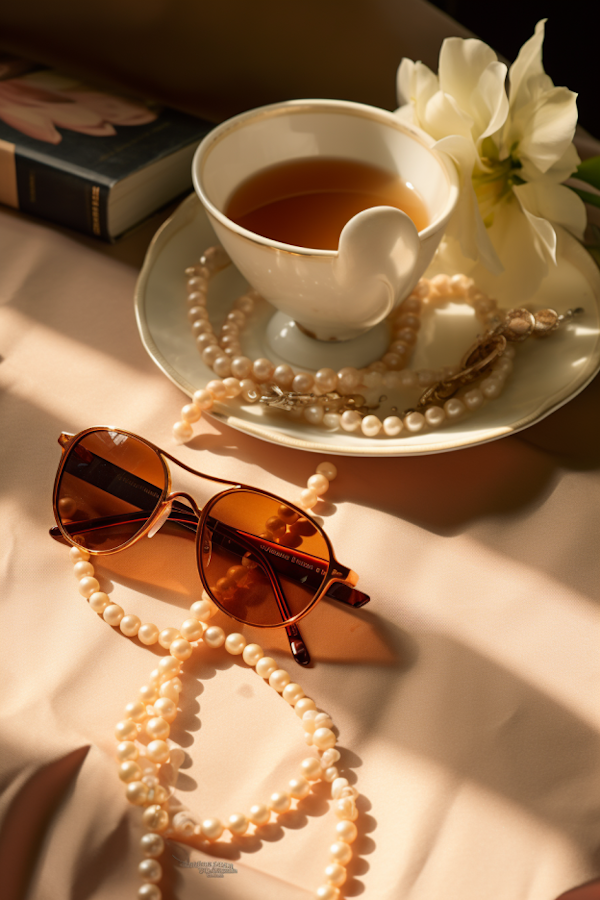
[67,545,361,900]
[174,247,581,443]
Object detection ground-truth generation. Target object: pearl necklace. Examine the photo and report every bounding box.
[69,485,358,900]
[174,246,579,445]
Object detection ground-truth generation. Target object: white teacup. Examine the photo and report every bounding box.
[193,99,458,368]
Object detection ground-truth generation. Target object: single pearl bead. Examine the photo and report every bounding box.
[158,656,181,679]
[196,333,217,350]
[142,805,169,832]
[480,376,503,399]
[381,352,404,370]
[138,623,159,645]
[307,473,329,495]
[126,781,149,805]
[331,777,350,798]
[73,560,95,578]
[203,626,225,648]
[228,813,249,836]
[323,412,341,430]
[146,717,170,741]
[361,414,382,437]
[299,488,318,510]
[304,404,325,426]
[158,627,181,649]
[101,603,123,626]
[382,416,403,436]
[89,591,110,614]
[234,294,254,314]
[313,727,336,751]
[116,741,138,762]
[170,638,193,661]
[316,461,337,480]
[225,633,246,655]
[282,683,305,705]
[321,748,341,766]
[192,388,214,410]
[172,812,195,837]
[335,820,358,843]
[425,406,445,428]
[269,669,291,692]
[139,684,160,704]
[146,740,170,764]
[231,356,253,379]
[241,642,264,666]
[115,719,137,741]
[253,358,274,382]
[222,377,242,398]
[324,863,347,887]
[444,397,466,418]
[302,710,318,734]
[315,368,338,391]
[180,618,204,642]
[120,614,141,637]
[273,363,294,389]
[70,546,90,563]
[295,697,317,718]
[324,766,339,782]
[138,884,162,900]
[140,832,165,857]
[316,885,340,900]
[159,678,182,702]
[404,411,425,433]
[337,367,360,393]
[249,804,270,826]
[334,797,358,821]
[255,656,278,679]
[330,841,352,865]
[173,421,194,443]
[148,784,169,805]
[301,757,323,781]
[119,760,142,783]
[181,403,201,423]
[362,370,383,389]
[125,700,147,722]
[293,372,314,393]
[153,698,177,723]
[240,379,259,401]
[206,379,227,399]
[340,410,361,432]
[269,791,291,813]
[289,776,311,799]
[463,388,484,410]
[213,356,232,378]
[201,818,224,841]
[78,576,100,598]
[190,597,217,621]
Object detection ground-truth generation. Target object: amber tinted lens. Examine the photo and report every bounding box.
[198,490,330,627]
[55,431,166,552]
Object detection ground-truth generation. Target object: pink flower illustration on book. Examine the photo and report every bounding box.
[0,79,157,143]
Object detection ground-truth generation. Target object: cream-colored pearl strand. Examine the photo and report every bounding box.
[69,546,360,900]
[174,247,513,443]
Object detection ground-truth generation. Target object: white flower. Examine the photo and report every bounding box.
[396,20,586,300]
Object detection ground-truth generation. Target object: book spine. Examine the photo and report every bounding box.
[10,146,111,240]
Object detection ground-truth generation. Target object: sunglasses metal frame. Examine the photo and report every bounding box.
[50,427,370,666]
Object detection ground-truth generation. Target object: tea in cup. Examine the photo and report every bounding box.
[193,99,459,366]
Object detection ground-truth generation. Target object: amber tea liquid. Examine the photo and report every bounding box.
[224,157,429,251]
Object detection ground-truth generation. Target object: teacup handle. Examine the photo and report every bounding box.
[335,206,421,325]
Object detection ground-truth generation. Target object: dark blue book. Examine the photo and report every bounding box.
[0,67,213,240]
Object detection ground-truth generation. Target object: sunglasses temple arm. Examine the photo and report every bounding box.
[210,524,312,667]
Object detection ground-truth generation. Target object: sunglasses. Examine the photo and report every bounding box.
[50,428,370,666]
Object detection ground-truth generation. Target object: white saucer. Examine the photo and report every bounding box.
[134,193,600,457]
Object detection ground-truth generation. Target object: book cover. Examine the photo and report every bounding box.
[0,66,213,240]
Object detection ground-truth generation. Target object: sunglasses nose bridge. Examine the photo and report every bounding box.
[166,490,203,520]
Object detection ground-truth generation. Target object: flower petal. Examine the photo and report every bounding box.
[507,19,547,113]
[514,181,586,241]
[438,37,498,111]
[512,87,579,174]
[435,134,503,273]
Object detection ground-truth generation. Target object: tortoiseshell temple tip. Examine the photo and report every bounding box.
[290,639,311,667]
